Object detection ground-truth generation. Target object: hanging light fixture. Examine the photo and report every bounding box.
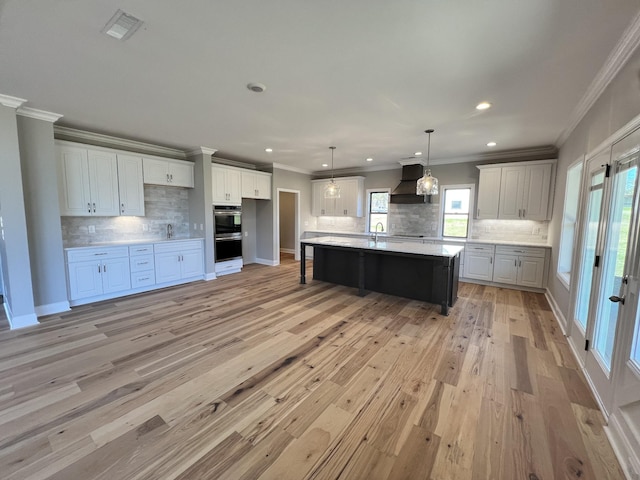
[324,146,341,199]
[416,129,439,196]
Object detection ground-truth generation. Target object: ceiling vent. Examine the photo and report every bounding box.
[102,9,143,41]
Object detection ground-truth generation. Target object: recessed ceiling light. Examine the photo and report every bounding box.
[247,83,266,93]
[415,152,422,156]
[366,158,373,162]
[322,163,329,167]
[487,141,497,147]
[265,148,273,153]
[476,102,492,110]
[102,9,143,41]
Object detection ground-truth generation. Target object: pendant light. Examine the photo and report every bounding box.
[324,146,341,199]
[416,129,439,196]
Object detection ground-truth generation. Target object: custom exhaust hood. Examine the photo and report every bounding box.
[389,163,428,204]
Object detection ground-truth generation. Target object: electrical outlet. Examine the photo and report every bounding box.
[533,226,541,235]
[244,231,249,237]
[200,224,204,230]
[88,225,95,234]
[142,224,149,232]
[193,223,197,230]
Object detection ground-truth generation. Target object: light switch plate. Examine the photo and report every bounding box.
[88,225,95,234]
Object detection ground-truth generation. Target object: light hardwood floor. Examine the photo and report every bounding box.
[0,256,624,479]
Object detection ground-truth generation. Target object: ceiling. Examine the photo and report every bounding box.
[1,0,639,172]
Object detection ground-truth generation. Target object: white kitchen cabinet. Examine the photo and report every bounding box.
[66,246,131,300]
[476,167,501,219]
[212,164,242,205]
[117,154,145,216]
[241,170,272,200]
[311,177,364,217]
[494,245,546,288]
[154,240,204,283]
[477,160,555,221]
[143,157,194,188]
[462,244,495,281]
[57,145,120,216]
[129,244,155,288]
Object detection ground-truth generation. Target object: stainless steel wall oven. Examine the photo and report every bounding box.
[214,205,242,262]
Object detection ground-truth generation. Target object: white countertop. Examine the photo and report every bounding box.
[303,230,551,249]
[302,236,465,258]
[64,237,204,250]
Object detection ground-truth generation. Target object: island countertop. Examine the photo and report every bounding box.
[301,236,464,258]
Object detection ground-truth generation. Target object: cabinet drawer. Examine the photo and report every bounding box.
[130,255,155,272]
[495,245,546,258]
[465,244,495,254]
[131,271,155,288]
[129,244,154,256]
[154,240,202,254]
[67,246,129,262]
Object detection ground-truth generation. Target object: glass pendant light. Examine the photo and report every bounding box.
[324,146,341,199]
[416,129,439,196]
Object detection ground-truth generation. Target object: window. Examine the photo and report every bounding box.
[440,185,473,238]
[366,189,390,233]
[557,159,584,287]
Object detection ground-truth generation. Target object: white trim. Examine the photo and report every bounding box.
[555,271,571,291]
[586,112,640,162]
[365,188,391,234]
[607,413,640,480]
[275,188,301,264]
[255,258,279,266]
[4,303,39,330]
[187,147,218,157]
[272,162,313,175]
[558,11,640,147]
[35,301,70,317]
[54,126,187,159]
[204,272,217,281]
[399,159,427,167]
[476,158,557,170]
[280,248,296,254]
[0,94,27,108]
[17,107,63,122]
[544,289,569,336]
[437,183,476,239]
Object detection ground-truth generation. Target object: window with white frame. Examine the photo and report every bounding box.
[366,189,390,233]
[557,160,584,287]
[440,185,474,238]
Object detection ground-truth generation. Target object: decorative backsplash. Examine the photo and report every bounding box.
[61,185,191,246]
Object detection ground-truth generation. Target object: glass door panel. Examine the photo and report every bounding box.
[592,162,637,370]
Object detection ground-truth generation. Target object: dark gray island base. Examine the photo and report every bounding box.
[300,237,463,315]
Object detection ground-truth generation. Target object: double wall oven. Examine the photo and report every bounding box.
[214,205,242,262]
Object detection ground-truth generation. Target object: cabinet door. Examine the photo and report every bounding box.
[498,166,526,219]
[255,173,271,200]
[476,168,501,219]
[180,248,204,278]
[143,158,169,185]
[87,150,120,216]
[311,182,325,216]
[155,252,181,283]
[337,179,358,216]
[463,252,494,281]
[226,169,242,204]
[169,161,194,188]
[68,261,103,300]
[517,256,545,288]
[522,164,552,220]
[102,257,131,293]
[493,254,519,284]
[241,171,257,198]
[117,155,145,216]
[211,166,228,204]
[57,146,92,216]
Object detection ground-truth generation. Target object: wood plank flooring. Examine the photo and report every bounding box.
[0,256,624,479]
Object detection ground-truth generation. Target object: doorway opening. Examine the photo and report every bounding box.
[276,189,300,264]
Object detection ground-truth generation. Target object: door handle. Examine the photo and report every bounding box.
[609,295,625,305]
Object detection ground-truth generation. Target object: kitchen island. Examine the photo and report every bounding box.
[300,236,464,315]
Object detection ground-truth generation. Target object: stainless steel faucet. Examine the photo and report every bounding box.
[374,222,384,243]
[167,223,173,239]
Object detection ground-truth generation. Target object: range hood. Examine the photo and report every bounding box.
[390,164,428,204]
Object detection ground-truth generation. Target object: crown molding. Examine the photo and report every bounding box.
[272,162,313,175]
[54,126,187,159]
[187,146,218,157]
[0,94,27,108]
[557,11,640,147]
[399,159,427,166]
[17,107,63,123]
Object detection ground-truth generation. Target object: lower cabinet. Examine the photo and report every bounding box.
[154,240,204,283]
[462,244,495,281]
[67,247,131,300]
[494,246,546,288]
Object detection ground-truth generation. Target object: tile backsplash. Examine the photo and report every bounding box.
[61,185,191,246]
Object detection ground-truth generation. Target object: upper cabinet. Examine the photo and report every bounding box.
[117,154,145,216]
[57,144,120,216]
[142,157,194,188]
[476,160,555,221]
[311,177,365,217]
[212,163,272,204]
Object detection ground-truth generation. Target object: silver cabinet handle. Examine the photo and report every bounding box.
[489,257,492,264]
[477,208,480,217]
[103,264,107,272]
[170,174,173,182]
[514,259,517,267]
[98,264,101,273]
[93,203,96,213]
[139,276,149,281]
[88,202,91,213]
[121,203,125,214]
[166,173,170,183]
[94,252,107,256]
[522,209,526,218]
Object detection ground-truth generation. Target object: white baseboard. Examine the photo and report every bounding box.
[606,413,640,480]
[4,302,39,329]
[204,272,217,281]
[544,289,569,335]
[280,248,295,254]
[255,258,279,266]
[35,301,70,317]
